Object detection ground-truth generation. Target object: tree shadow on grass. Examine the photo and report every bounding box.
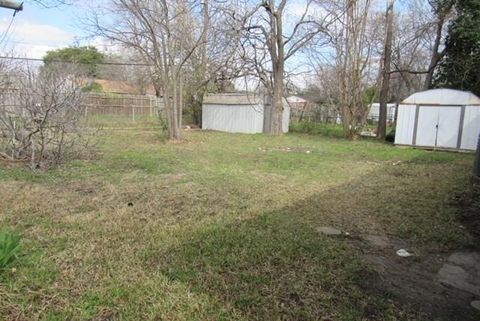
[454,178,480,248]
[153,214,382,321]
[147,158,479,321]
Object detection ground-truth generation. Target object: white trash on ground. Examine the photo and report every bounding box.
[396,249,413,257]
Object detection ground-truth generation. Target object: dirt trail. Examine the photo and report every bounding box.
[353,234,480,321]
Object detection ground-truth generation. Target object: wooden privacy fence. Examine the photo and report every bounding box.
[84,93,164,120]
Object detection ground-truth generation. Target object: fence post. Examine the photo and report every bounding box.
[474,134,480,177]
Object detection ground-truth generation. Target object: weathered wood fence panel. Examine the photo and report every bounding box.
[1,91,164,121]
[84,93,164,120]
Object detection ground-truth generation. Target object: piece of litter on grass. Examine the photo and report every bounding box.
[396,249,412,257]
[306,150,311,154]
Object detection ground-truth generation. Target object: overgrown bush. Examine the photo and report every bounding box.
[0,227,21,270]
[82,81,103,93]
[0,62,97,169]
[289,122,345,138]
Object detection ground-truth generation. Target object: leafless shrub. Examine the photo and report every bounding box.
[0,61,97,169]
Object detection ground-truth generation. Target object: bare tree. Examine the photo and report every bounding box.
[311,0,377,139]
[88,0,209,140]
[237,0,329,135]
[96,51,156,95]
[185,0,243,126]
[389,0,455,90]
[0,61,92,169]
[309,66,342,123]
[423,0,455,89]
[32,0,73,8]
[377,0,394,139]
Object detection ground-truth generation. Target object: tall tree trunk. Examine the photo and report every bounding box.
[164,80,181,141]
[377,0,394,140]
[266,1,285,135]
[190,92,204,126]
[270,63,285,135]
[423,14,446,90]
[178,77,183,130]
[194,0,209,128]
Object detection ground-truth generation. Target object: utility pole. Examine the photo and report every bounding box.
[0,1,23,11]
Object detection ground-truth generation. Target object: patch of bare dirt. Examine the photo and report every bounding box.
[351,234,480,321]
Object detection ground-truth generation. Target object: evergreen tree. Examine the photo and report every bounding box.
[43,46,105,77]
[434,0,480,95]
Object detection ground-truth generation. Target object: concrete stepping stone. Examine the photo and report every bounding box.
[438,252,480,296]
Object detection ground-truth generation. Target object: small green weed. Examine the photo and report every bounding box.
[0,227,21,270]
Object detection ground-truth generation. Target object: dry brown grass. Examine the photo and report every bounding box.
[0,121,477,320]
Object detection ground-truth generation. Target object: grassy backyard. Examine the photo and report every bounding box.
[0,118,478,321]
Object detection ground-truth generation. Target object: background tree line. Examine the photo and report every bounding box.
[30,0,480,141]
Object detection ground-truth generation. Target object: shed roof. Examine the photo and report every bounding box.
[402,89,480,106]
[203,93,263,105]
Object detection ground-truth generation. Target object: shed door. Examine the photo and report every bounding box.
[415,106,461,148]
[416,106,438,147]
[436,107,461,148]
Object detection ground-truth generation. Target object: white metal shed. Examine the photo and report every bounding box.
[368,103,396,122]
[202,93,290,134]
[395,89,480,151]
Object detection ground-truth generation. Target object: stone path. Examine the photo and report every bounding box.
[437,252,480,303]
[354,233,480,319]
[316,229,480,317]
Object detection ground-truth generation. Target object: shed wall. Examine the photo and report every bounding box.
[461,106,480,150]
[368,103,396,121]
[202,104,264,134]
[395,104,479,151]
[395,105,416,145]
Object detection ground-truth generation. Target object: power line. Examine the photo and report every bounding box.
[0,7,18,45]
[0,55,154,66]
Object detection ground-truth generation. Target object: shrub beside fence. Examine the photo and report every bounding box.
[289,122,345,138]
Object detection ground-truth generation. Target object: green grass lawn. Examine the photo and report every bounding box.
[0,118,477,320]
